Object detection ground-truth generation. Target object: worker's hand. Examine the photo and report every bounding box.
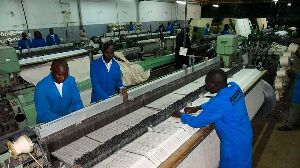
[184,106,201,114]
[172,110,182,118]
[121,87,128,102]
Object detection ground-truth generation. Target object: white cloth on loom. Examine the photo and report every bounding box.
[114,51,150,86]
[20,56,90,85]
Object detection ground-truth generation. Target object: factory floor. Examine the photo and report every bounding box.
[252,54,300,168]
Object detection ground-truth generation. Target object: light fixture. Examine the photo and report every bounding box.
[287,3,291,6]
[176,0,186,4]
[213,4,219,7]
[273,0,278,2]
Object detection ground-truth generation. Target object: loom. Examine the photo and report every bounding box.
[1,56,271,167]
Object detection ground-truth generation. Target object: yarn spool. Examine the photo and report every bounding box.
[280,56,289,67]
[275,81,283,90]
[276,70,286,78]
[7,135,33,159]
[282,52,291,58]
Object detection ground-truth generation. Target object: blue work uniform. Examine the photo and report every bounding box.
[34,73,83,124]
[90,56,124,103]
[32,38,46,48]
[129,25,134,31]
[46,33,60,46]
[205,27,210,35]
[292,72,300,103]
[166,25,174,35]
[18,39,32,49]
[181,82,253,168]
[221,29,230,35]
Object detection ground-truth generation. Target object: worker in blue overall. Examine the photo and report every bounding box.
[35,59,83,123]
[46,28,60,46]
[32,31,46,48]
[205,23,210,35]
[173,69,253,168]
[90,42,128,103]
[18,32,32,49]
[277,70,300,131]
[221,24,230,35]
[128,21,134,31]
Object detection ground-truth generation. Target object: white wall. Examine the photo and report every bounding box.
[81,0,137,25]
[0,0,79,31]
[139,1,175,22]
[177,4,201,20]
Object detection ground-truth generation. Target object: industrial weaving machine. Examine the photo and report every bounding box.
[0,54,271,167]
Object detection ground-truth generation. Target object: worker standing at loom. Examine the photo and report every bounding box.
[173,69,253,168]
[18,32,32,49]
[46,28,60,46]
[34,59,83,123]
[90,42,128,103]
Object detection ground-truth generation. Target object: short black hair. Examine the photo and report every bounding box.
[51,59,68,71]
[206,69,227,84]
[102,42,113,52]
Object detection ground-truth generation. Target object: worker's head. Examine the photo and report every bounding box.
[206,23,210,28]
[130,21,132,25]
[102,43,114,63]
[21,32,27,39]
[205,69,228,94]
[49,28,54,35]
[51,59,69,84]
[224,24,229,30]
[34,31,42,38]
[168,22,171,26]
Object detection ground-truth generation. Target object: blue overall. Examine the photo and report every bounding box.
[34,73,83,123]
[46,33,60,46]
[18,39,32,49]
[90,56,123,103]
[32,38,46,48]
[181,82,253,168]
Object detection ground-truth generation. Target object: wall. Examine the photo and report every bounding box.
[0,0,202,41]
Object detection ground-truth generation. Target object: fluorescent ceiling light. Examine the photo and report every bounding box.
[213,4,219,7]
[287,3,291,6]
[176,1,186,4]
[273,0,278,2]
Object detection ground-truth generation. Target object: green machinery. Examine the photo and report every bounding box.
[216,35,238,67]
[0,46,175,137]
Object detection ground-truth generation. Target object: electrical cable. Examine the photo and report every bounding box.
[20,0,29,34]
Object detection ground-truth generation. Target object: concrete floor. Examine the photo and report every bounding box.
[252,52,300,168]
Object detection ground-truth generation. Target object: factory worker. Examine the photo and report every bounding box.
[205,23,210,35]
[221,24,230,35]
[277,70,300,131]
[90,42,128,103]
[46,28,60,46]
[173,69,253,168]
[175,24,191,70]
[166,22,174,35]
[32,31,46,48]
[128,21,134,31]
[18,32,32,49]
[34,59,83,124]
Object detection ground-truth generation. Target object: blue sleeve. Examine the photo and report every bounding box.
[70,77,83,110]
[27,40,33,48]
[34,83,61,123]
[45,35,51,46]
[115,64,124,89]
[90,62,110,100]
[18,40,22,49]
[181,99,222,128]
[55,34,60,45]
[32,39,36,48]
